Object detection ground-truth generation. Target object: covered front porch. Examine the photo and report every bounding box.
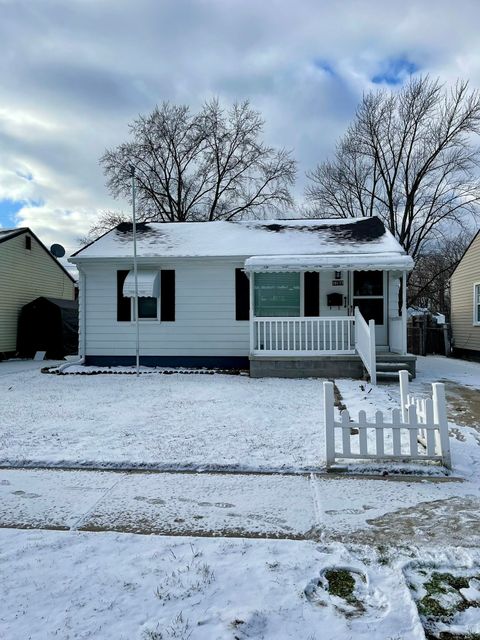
[244,252,414,382]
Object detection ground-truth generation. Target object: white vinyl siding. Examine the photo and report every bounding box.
[451,232,480,353]
[81,259,250,357]
[0,233,75,352]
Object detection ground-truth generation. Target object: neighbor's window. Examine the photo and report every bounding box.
[254,272,300,317]
[25,236,31,250]
[474,283,480,325]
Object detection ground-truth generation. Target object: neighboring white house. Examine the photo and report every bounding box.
[69,217,415,381]
[0,227,76,358]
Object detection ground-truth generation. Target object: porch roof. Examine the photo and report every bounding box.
[244,252,414,272]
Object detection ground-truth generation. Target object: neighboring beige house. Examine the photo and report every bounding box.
[450,229,480,360]
[0,227,76,357]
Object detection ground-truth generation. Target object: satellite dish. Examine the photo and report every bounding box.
[50,243,65,258]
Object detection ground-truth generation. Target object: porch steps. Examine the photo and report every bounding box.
[376,370,412,381]
[375,355,415,382]
[377,362,412,371]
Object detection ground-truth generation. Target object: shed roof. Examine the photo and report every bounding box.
[71,217,410,265]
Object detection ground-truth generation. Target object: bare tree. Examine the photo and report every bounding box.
[92,99,295,236]
[306,77,480,263]
[408,236,471,311]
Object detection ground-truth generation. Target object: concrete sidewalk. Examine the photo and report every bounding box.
[1,467,479,546]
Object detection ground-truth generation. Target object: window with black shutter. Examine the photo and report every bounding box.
[235,268,250,320]
[117,270,131,321]
[160,270,175,321]
[304,272,320,316]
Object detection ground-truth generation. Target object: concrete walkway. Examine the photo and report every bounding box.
[1,467,479,546]
[0,359,63,376]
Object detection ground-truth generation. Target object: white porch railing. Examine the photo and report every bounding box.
[251,316,355,355]
[354,307,376,384]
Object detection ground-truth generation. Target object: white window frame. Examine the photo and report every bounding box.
[474,282,480,326]
[131,296,160,322]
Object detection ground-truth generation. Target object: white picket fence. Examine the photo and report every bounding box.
[324,371,452,469]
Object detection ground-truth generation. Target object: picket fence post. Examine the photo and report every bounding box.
[432,382,452,469]
[324,381,335,468]
[399,369,409,423]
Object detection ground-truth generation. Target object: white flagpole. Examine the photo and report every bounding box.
[130,165,140,377]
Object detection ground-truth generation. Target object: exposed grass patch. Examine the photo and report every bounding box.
[305,567,367,617]
[407,568,480,639]
[324,568,356,602]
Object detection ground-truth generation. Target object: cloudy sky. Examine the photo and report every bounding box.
[0,0,479,255]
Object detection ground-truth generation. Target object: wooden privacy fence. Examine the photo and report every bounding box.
[324,371,451,469]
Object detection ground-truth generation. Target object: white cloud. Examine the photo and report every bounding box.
[0,0,479,253]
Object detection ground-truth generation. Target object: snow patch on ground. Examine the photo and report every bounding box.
[0,529,433,640]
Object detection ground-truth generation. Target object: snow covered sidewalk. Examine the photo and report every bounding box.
[2,467,479,546]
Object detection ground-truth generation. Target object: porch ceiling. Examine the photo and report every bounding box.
[244,253,414,272]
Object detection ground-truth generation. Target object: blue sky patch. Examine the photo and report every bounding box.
[313,59,336,76]
[0,198,44,229]
[0,199,25,228]
[372,57,420,85]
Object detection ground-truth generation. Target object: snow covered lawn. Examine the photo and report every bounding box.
[0,367,324,471]
[1,355,480,473]
[1,528,479,640]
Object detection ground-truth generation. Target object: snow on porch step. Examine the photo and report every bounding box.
[376,362,412,371]
[376,370,412,381]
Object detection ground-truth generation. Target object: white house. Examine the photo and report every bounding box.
[69,217,415,381]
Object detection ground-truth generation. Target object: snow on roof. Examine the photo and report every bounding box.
[245,253,413,271]
[0,227,27,243]
[70,217,408,262]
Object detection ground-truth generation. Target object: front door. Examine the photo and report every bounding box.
[351,271,387,346]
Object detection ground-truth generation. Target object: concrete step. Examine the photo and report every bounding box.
[376,370,412,382]
[376,371,403,380]
[376,362,411,371]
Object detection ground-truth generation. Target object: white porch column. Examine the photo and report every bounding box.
[402,270,407,354]
[249,271,255,355]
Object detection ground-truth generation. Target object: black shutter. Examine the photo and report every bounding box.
[161,270,175,321]
[235,269,250,320]
[304,272,320,316]
[117,270,131,321]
